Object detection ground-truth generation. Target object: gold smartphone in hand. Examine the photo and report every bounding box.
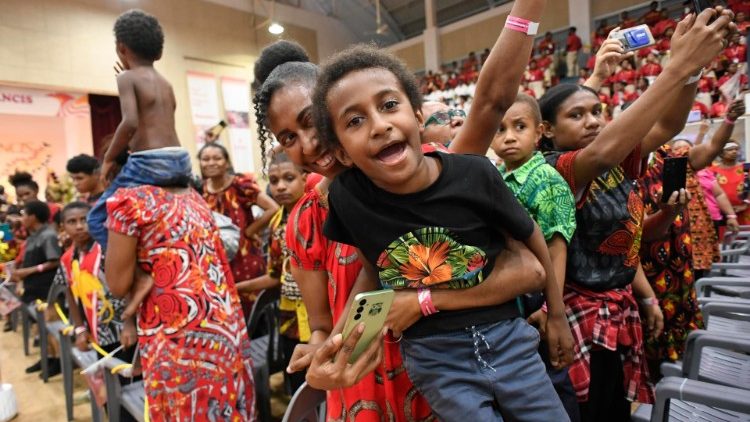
[341,289,395,364]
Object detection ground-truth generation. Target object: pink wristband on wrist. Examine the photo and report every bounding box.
[36,264,44,273]
[417,287,438,316]
[727,214,738,219]
[725,117,736,125]
[505,16,539,35]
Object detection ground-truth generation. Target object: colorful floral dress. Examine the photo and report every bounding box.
[638,146,703,364]
[203,174,266,309]
[711,163,750,224]
[107,186,255,421]
[286,184,434,422]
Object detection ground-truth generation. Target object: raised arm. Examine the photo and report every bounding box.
[449,0,547,155]
[584,31,633,91]
[689,99,745,169]
[572,10,732,191]
[105,73,138,166]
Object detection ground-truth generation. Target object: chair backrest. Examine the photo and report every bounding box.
[46,279,68,310]
[246,288,283,369]
[281,382,326,422]
[246,288,280,336]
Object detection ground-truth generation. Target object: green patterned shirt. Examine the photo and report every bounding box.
[499,152,576,243]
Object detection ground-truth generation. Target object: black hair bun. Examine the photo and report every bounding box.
[254,40,310,87]
[8,171,34,187]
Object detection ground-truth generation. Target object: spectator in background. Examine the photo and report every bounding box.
[640,52,663,81]
[711,141,750,225]
[642,1,665,27]
[538,31,556,56]
[621,10,637,28]
[421,101,466,146]
[8,172,60,223]
[66,155,106,204]
[736,11,749,35]
[11,200,62,374]
[480,48,491,65]
[526,58,546,97]
[566,27,582,77]
[723,33,747,64]
[592,23,608,50]
[198,142,279,312]
[613,58,638,86]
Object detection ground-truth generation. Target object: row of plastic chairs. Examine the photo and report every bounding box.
[632,228,750,421]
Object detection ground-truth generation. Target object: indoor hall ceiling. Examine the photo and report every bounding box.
[275,0,512,46]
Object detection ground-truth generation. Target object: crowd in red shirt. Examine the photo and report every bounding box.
[419,0,750,119]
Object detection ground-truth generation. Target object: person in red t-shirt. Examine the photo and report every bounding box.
[641,1,665,27]
[639,53,663,78]
[711,100,729,117]
[525,59,546,97]
[537,31,556,56]
[614,59,638,86]
[620,10,637,28]
[591,23,608,50]
[692,100,711,119]
[655,27,674,54]
[723,33,747,63]
[728,0,750,15]
[653,18,677,38]
[566,27,582,77]
[736,12,750,36]
[718,62,749,89]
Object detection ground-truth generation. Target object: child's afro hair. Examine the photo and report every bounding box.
[8,171,38,191]
[311,44,422,148]
[114,9,164,61]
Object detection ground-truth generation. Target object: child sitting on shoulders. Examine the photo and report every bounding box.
[88,9,192,249]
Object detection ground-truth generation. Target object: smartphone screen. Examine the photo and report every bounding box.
[687,109,703,123]
[661,156,688,202]
[623,27,652,49]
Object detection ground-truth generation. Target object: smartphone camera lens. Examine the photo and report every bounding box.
[359,299,367,306]
[354,314,361,320]
[357,306,364,313]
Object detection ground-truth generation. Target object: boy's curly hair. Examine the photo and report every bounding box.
[312,44,422,149]
[114,9,164,61]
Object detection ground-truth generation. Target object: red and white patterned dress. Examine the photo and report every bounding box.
[286,183,434,422]
[107,186,255,421]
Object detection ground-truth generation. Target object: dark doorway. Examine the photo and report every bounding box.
[88,94,121,159]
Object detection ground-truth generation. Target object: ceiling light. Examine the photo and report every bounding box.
[268,22,284,35]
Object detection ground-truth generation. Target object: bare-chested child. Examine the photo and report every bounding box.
[88,9,192,249]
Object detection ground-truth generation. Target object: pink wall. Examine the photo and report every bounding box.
[0,85,92,202]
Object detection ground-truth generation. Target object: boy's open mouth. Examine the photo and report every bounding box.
[376,142,407,165]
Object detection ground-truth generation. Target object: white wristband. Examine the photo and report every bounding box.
[686,69,703,86]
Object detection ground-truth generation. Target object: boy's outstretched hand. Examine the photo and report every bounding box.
[544,310,575,369]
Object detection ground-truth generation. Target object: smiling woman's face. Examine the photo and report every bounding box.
[267,83,347,178]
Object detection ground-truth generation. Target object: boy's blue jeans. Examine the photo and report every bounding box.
[88,148,192,248]
[401,318,570,422]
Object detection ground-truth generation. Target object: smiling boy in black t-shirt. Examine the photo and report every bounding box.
[312,43,574,420]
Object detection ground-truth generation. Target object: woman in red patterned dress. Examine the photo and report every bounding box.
[711,141,750,225]
[199,143,278,309]
[105,184,255,421]
[252,10,551,415]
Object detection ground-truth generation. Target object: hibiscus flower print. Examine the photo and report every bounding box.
[377,227,487,289]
